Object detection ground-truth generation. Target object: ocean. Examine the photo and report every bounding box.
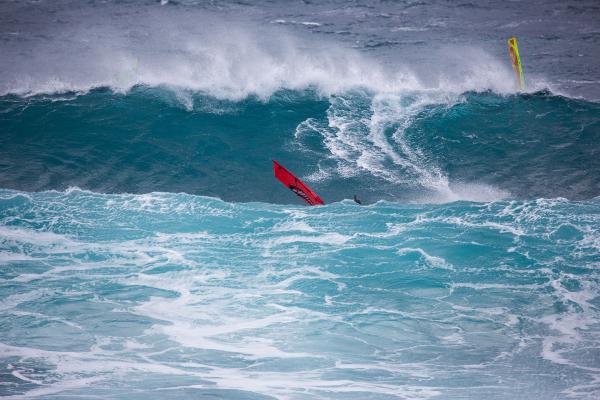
[1,1,599,399]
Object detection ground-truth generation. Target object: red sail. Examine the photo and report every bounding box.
[273,160,325,206]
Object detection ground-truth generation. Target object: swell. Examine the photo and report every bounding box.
[1,88,599,203]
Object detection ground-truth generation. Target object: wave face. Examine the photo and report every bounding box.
[1,189,600,399]
[2,1,600,399]
[1,88,599,203]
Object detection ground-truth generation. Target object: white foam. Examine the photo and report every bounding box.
[273,19,322,27]
[7,377,105,399]
[414,182,511,204]
[0,6,524,100]
[0,226,76,249]
[12,370,44,385]
[0,252,38,263]
[269,232,351,246]
[0,289,53,311]
[271,220,317,233]
[396,247,454,270]
[451,282,545,291]
[299,88,511,203]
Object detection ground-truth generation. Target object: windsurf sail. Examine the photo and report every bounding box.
[273,160,325,206]
[507,36,525,90]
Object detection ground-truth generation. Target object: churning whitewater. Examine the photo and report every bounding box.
[1,1,600,399]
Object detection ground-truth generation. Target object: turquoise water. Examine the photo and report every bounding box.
[1,0,600,398]
[1,189,599,399]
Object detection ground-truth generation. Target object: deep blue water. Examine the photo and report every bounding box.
[2,88,599,203]
[1,1,599,399]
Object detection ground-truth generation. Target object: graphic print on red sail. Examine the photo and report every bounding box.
[272,160,325,206]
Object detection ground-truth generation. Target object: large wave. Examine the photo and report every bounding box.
[0,2,541,99]
[0,0,597,205]
[1,88,598,203]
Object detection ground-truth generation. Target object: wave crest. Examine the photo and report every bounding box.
[0,8,530,99]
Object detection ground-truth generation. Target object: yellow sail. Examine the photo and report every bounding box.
[507,37,525,90]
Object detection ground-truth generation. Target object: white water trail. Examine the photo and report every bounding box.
[300,90,510,203]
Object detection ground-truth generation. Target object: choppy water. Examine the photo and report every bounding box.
[2,190,599,399]
[1,0,600,399]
